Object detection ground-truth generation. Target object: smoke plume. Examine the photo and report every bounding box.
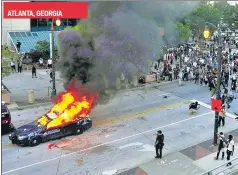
[57,1,199,99]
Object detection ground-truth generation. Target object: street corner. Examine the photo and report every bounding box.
[139,152,204,175]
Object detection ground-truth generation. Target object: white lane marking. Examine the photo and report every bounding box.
[192,99,237,119]
[2,111,213,174]
[119,142,143,149]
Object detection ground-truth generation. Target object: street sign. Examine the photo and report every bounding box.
[211,98,222,112]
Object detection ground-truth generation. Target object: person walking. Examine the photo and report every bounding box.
[215,132,226,160]
[32,64,37,78]
[10,60,16,73]
[218,105,226,127]
[154,130,164,159]
[226,135,235,166]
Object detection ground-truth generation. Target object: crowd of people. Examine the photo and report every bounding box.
[9,54,54,80]
[151,43,238,95]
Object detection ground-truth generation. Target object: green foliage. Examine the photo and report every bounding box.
[174,22,191,42]
[2,45,20,61]
[187,2,220,38]
[35,40,50,55]
[1,45,20,77]
[34,40,58,60]
[1,60,11,77]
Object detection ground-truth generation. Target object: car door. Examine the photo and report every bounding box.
[42,128,62,141]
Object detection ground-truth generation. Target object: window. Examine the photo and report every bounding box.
[68,19,77,26]
[61,19,67,26]
[38,19,47,26]
[31,19,38,27]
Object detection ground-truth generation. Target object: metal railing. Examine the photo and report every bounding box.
[199,157,238,175]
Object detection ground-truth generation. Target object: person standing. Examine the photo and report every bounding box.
[155,130,164,159]
[226,135,235,166]
[231,74,237,91]
[39,57,44,68]
[195,70,199,84]
[10,60,16,73]
[215,132,226,160]
[32,64,37,78]
[17,58,23,73]
[218,105,226,127]
[16,40,21,52]
[47,58,52,69]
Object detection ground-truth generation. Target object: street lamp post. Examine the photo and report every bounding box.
[213,24,222,145]
[50,19,61,97]
[204,22,222,146]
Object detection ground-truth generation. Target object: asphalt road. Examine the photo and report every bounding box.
[2,81,238,175]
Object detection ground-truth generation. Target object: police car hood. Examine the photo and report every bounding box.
[15,123,39,135]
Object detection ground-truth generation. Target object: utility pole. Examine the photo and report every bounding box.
[213,23,222,145]
[51,19,57,97]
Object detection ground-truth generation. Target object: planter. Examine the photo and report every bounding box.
[2,89,10,104]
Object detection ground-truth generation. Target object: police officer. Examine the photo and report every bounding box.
[155,130,164,159]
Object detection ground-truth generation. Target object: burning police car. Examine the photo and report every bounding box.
[9,112,92,147]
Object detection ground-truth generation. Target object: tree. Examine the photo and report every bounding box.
[213,1,236,31]
[27,50,45,63]
[187,2,220,39]
[35,40,50,55]
[34,40,58,60]
[174,22,191,43]
[1,45,20,77]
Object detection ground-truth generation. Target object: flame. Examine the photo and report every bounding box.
[37,84,98,130]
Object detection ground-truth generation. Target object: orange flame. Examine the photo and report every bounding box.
[37,83,98,130]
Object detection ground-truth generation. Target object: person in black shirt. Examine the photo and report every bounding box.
[32,64,37,78]
[16,40,21,52]
[155,130,164,159]
[215,132,225,160]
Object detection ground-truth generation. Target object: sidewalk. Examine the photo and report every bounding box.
[6,78,179,111]
[117,128,238,175]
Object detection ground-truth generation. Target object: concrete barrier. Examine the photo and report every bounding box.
[124,78,129,88]
[103,76,109,89]
[132,76,138,86]
[145,74,156,83]
[2,89,10,104]
[28,90,35,104]
[116,77,121,90]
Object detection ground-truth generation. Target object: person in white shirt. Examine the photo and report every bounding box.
[47,59,52,69]
[10,60,16,73]
[39,58,44,67]
[226,135,235,166]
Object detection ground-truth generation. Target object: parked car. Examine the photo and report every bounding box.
[1,102,15,134]
[9,115,92,147]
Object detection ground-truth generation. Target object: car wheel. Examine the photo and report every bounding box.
[29,137,41,147]
[74,127,83,135]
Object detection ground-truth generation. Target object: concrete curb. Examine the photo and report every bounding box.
[7,80,178,111]
[115,79,179,93]
[7,102,53,111]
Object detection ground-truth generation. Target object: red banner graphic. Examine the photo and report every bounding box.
[3,2,88,19]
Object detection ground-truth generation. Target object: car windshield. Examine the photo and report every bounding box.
[36,112,58,127]
[30,120,44,129]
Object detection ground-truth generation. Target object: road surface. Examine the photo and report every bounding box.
[2,81,238,175]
